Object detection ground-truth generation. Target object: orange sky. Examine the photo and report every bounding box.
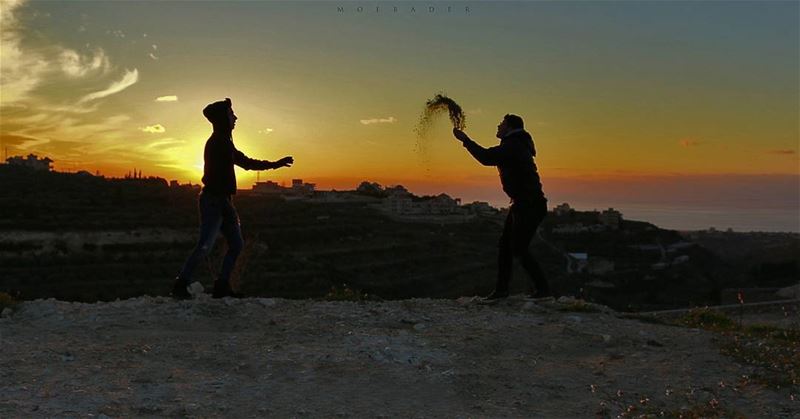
[1,0,798,216]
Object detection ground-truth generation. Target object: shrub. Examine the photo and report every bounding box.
[678,307,736,332]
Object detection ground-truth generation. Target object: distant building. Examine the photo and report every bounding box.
[382,193,414,214]
[290,179,316,196]
[566,252,589,274]
[169,180,201,191]
[553,203,574,216]
[599,208,622,230]
[380,192,462,216]
[429,194,462,214]
[6,154,53,171]
[252,180,286,195]
[463,201,497,216]
[312,191,380,204]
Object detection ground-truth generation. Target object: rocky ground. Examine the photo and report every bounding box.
[1,294,797,418]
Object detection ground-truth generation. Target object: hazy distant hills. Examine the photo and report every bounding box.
[1,166,797,310]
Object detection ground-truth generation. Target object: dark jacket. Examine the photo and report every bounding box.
[201,133,278,195]
[462,129,546,205]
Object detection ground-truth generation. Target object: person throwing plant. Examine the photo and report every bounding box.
[453,114,551,301]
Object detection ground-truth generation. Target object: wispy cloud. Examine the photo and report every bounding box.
[768,149,796,155]
[79,69,139,103]
[155,95,178,102]
[258,128,274,134]
[148,52,158,60]
[59,48,109,77]
[360,116,397,125]
[145,138,185,150]
[140,124,166,134]
[0,0,49,103]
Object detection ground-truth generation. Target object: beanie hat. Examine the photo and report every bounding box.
[203,98,232,125]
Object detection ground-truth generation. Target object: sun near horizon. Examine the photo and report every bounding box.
[1,0,797,229]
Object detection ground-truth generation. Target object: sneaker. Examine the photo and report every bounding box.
[170,278,191,300]
[212,281,245,299]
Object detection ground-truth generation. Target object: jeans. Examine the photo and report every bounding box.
[177,192,243,286]
[496,201,549,294]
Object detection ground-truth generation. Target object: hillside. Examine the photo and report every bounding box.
[1,296,797,417]
[1,166,797,310]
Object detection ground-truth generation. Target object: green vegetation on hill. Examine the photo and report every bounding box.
[1,167,796,310]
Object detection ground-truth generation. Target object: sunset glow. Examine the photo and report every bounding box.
[1,1,797,229]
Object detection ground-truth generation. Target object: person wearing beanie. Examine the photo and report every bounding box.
[453,114,551,301]
[172,98,293,299]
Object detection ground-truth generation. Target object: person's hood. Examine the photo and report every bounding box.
[503,129,535,156]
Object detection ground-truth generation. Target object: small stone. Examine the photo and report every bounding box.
[188,281,204,297]
[1,307,12,318]
[564,315,583,323]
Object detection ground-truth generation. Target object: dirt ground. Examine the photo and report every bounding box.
[1,295,797,418]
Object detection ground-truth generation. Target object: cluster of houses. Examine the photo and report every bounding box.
[248,179,498,220]
[252,179,317,198]
[4,154,53,171]
[552,202,623,232]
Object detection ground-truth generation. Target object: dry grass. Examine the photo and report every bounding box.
[676,308,799,391]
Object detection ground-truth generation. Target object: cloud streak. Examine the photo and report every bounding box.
[79,69,139,103]
[768,149,796,155]
[360,116,397,125]
[155,95,178,102]
[140,124,166,134]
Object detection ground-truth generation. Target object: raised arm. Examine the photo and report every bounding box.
[233,147,293,171]
[453,128,508,167]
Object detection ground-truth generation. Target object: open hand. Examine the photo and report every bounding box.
[277,156,294,167]
[452,128,470,143]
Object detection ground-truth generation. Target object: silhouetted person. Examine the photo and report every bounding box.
[172,98,293,299]
[453,114,550,300]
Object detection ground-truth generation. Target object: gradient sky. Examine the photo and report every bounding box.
[1,1,798,228]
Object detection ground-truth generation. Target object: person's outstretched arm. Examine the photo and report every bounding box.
[452,128,507,166]
[233,147,293,170]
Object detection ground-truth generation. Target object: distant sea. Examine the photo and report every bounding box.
[485,200,799,233]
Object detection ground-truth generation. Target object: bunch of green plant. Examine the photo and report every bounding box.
[677,307,736,332]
